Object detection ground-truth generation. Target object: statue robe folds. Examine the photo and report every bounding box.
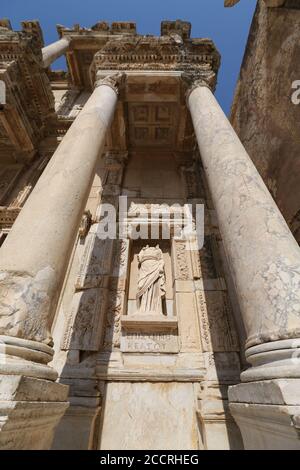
[136,245,166,315]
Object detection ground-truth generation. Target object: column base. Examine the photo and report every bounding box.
[229,379,300,450]
[242,339,300,382]
[0,375,69,449]
[0,335,58,381]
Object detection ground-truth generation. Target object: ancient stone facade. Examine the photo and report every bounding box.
[230,0,300,242]
[0,11,300,450]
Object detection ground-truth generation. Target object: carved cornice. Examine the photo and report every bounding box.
[92,36,220,74]
[57,21,136,38]
[0,20,56,161]
[0,207,21,229]
[181,69,217,101]
[95,72,126,96]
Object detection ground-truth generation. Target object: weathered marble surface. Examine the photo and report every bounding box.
[42,37,71,68]
[0,80,118,344]
[0,375,69,449]
[230,1,300,238]
[99,382,199,450]
[229,379,300,449]
[189,84,300,371]
[0,18,246,451]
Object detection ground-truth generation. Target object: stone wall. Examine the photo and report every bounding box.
[230,0,300,241]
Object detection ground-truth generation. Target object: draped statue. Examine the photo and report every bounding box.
[136,245,166,315]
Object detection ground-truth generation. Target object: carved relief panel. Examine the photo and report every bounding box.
[75,226,114,290]
[102,239,130,351]
[195,290,239,353]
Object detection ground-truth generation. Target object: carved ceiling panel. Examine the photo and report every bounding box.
[128,102,178,148]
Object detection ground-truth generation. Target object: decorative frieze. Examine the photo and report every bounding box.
[0,22,55,158]
[172,239,193,280]
[0,207,20,229]
[92,36,220,74]
[103,290,125,350]
[62,287,107,351]
[75,226,114,290]
[111,239,130,279]
[196,290,239,352]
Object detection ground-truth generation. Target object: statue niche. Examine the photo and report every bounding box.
[136,245,166,316]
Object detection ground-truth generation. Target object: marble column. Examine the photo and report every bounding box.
[0,73,123,449]
[186,72,300,381]
[185,72,300,448]
[42,36,71,68]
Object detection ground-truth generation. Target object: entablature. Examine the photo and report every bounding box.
[0,20,56,163]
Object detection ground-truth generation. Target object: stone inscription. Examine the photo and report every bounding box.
[121,332,179,353]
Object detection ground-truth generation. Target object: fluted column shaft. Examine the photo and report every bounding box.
[187,79,300,381]
[0,74,122,379]
[42,37,71,68]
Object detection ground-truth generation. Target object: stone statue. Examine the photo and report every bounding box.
[136,245,166,315]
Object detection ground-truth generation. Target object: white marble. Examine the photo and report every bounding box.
[99,382,199,450]
[188,83,300,380]
[0,79,118,348]
[42,37,71,68]
[0,375,68,449]
[0,76,121,449]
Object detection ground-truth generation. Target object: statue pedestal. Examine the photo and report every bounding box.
[121,313,178,334]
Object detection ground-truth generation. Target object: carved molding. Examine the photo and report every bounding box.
[0,207,20,229]
[0,22,56,156]
[172,240,193,281]
[103,289,125,350]
[92,35,220,75]
[196,290,239,353]
[62,287,107,351]
[76,228,114,290]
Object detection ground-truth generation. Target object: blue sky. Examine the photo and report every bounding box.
[1,0,256,114]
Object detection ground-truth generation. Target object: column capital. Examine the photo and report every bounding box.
[95,72,126,96]
[181,70,217,102]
